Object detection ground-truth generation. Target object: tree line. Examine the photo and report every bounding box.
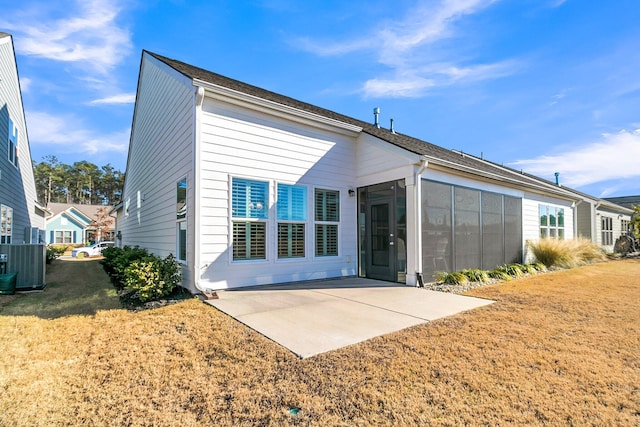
[33,156,124,206]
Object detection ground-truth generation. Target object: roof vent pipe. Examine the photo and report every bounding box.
[373,107,380,128]
[554,172,560,186]
[390,118,395,134]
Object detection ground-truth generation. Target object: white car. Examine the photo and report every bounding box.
[71,241,115,258]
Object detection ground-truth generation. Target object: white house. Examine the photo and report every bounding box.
[117,51,628,293]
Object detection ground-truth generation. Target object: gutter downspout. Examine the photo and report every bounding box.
[193,86,205,293]
[593,201,601,244]
[572,199,583,240]
[414,157,428,287]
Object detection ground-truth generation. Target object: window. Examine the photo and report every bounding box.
[621,219,630,235]
[601,216,613,246]
[1,205,13,244]
[232,178,268,260]
[176,179,187,262]
[55,230,72,244]
[7,118,18,167]
[314,188,339,256]
[277,184,307,258]
[539,205,564,239]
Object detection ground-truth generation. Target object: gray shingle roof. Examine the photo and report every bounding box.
[145,51,583,199]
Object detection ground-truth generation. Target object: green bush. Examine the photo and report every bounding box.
[460,269,490,283]
[488,269,512,281]
[531,262,547,272]
[124,254,181,303]
[436,271,469,285]
[46,245,67,264]
[102,245,151,288]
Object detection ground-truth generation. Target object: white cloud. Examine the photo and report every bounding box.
[25,110,129,155]
[362,59,519,98]
[510,129,640,188]
[1,0,132,73]
[362,75,436,98]
[88,93,136,105]
[294,0,510,98]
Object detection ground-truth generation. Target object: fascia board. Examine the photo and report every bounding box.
[193,79,363,137]
[425,158,580,202]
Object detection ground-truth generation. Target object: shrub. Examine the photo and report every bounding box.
[531,262,547,272]
[505,263,524,277]
[46,246,67,264]
[528,238,606,268]
[520,263,538,275]
[488,269,512,281]
[124,255,181,303]
[460,269,490,283]
[102,245,151,288]
[436,271,469,285]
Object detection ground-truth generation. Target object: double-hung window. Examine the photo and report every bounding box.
[601,217,613,246]
[232,178,268,260]
[7,118,18,167]
[55,230,72,244]
[539,205,564,239]
[1,205,12,244]
[176,179,187,262]
[621,219,630,235]
[277,184,307,259]
[314,188,339,257]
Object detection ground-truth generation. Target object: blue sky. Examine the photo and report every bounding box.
[3,0,640,197]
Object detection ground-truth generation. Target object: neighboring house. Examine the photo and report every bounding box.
[0,32,46,290]
[116,50,628,293]
[45,203,115,245]
[0,32,45,244]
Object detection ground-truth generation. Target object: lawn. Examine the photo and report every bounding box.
[0,258,638,426]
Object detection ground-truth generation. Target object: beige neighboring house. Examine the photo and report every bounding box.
[45,203,115,245]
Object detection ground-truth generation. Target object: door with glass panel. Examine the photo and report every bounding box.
[365,197,396,281]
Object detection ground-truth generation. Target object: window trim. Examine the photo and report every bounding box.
[601,216,613,246]
[276,182,308,260]
[54,230,73,244]
[176,178,187,263]
[7,118,18,168]
[314,187,340,258]
[230,176,269,262]
[539,204,565,240]
[1,205,13,244]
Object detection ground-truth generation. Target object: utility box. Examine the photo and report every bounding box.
[0,273,17,295]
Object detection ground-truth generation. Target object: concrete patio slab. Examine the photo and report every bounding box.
[205,278,493,358]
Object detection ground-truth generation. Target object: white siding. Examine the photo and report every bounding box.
[0,34,43,239]
[119,54,195,279]
[355,133,417,187]
[197,98,358,289]
[522,193,574,262]
[595,208,632,252]
[576,201,594,240]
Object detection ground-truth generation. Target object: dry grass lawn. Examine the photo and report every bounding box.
[1,258,638,426]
